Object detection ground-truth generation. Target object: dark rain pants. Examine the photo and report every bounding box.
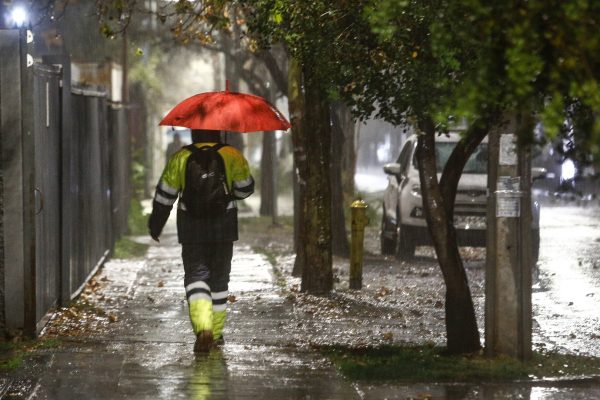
[181,242,233,339]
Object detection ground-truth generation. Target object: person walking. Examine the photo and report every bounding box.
[148,129,254,353]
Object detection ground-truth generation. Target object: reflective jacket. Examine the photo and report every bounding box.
[148,142,254,243]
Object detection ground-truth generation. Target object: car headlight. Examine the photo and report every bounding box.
[411,184,421,197]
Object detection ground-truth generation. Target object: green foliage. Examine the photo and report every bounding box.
[128,150,148,236]
[0,354,23,371]
[0,338,61,371]
[365,0,600,161]
[131,152,145,194]
[113,237,149,259]
[325,345,600,382]
[127,198,148,236]
[243,0,380,107]
[128,52,164,116]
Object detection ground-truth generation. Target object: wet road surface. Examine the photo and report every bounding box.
[533,204,600,357]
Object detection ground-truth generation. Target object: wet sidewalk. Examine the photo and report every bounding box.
[1,224,358,399]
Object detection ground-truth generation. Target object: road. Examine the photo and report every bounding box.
[534,203,600,357]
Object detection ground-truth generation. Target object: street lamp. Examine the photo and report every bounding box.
[9,5,29,28]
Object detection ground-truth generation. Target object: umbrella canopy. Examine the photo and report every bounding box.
[159,84,291,133]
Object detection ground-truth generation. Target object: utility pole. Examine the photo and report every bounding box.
[485,115,533,360]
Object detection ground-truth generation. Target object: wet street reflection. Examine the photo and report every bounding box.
[533,205,600,357]
[188,351,228,400]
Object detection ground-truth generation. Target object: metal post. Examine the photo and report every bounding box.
[349,199,369,289]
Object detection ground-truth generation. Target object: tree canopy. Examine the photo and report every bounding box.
[362,0,600,155]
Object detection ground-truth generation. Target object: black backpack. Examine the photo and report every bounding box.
[181,143,231,218]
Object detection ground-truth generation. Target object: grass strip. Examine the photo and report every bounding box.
[128,198,148,236]
[324,344,600,382]
[0,339,61,371]
[113,237,149,259]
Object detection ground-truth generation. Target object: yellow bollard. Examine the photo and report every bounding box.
[350,199,369,289]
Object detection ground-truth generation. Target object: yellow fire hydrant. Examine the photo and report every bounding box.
[350,199,369,289]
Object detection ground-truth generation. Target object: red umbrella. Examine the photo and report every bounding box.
[159,82,291,133]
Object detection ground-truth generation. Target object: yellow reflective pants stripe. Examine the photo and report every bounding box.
[212,310,227,340]
[188,299,213,334]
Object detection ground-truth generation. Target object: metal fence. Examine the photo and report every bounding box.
[1,29,131,335]
[33,63,63,328]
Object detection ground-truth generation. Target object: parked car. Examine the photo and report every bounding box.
[380,133,542,261]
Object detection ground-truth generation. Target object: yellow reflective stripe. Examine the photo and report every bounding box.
[188,298,213,334]
[212,310,227,340]
[161,149,187,191]
[219,145,253,190]
[213,304,227,312]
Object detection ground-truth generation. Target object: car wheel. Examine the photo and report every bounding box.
[397,225,416,259]
[380,213,397,255]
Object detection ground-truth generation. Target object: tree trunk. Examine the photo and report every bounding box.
[416,117,481,354]
[299,67,333,294]
[222,6,244,152]
[330,103,350,257]
[340,107,357,204]
[260,131,276,216]
[288,59,306,278]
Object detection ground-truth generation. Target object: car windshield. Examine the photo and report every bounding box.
[413,142,488,173]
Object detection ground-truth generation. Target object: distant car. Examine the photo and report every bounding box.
[380,133,542,261]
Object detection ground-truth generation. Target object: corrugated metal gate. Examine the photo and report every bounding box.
[33,63,62,327]
[69,89,113,298]
[1,30,132,335]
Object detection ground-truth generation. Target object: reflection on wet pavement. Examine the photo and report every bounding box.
[2,224,359,399]
[533,206,600,357]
